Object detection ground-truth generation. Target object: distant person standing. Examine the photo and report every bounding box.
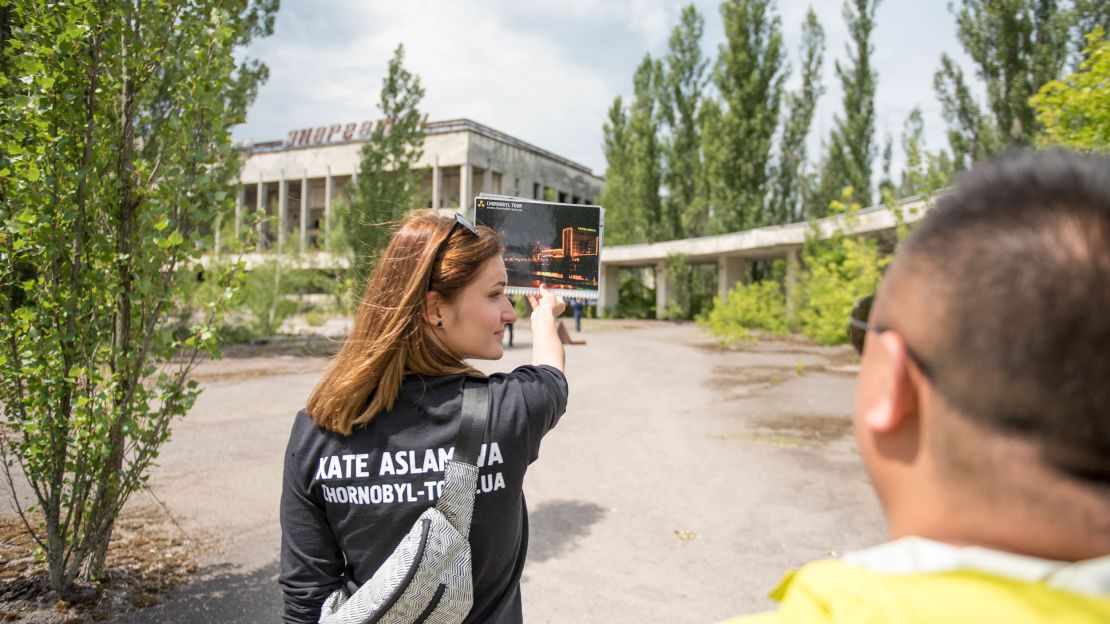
[504,296,521,348]
[570,299,584,332]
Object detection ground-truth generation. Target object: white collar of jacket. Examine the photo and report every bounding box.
[842,536,1110,597]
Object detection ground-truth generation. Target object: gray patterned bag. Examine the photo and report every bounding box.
[319,378,489,624]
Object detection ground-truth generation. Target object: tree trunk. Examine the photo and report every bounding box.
[85,8,139,583]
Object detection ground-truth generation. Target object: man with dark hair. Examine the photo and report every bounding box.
[722,150,1110,622]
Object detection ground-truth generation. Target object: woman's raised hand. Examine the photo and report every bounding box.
[527,285,565,372]
[527,284,566,319]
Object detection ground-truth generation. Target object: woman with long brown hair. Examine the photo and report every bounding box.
[279,210,567,623]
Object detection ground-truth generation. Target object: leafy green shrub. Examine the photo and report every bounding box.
[700,280,789,346]
[510,295,530,319]
[216,323,260,345]
[1031,27,1110,152]
[612,268,656,319]
[797,190,887,344]
[167,259,251,347]
[233,259,299,339]
[659,253,693,320]
[659,302,682,320]
[797,237,885,343]
[284,268,343,296]
[330,271,362,315]
[0,1,275,591]
[658,253,718,320]
[304,309,329,327]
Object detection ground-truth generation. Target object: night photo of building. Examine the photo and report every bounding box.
[476,197,602,298]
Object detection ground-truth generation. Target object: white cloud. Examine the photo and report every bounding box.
[235,0,619,173]
[505,0,676,44]
[235,0,979,193]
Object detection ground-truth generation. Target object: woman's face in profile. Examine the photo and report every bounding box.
[439,255,517,360]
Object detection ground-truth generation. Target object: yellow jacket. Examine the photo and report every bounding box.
[723,541,1110,624]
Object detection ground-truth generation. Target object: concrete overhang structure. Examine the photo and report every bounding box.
[597,196,933,313]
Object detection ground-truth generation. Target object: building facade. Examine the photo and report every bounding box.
[234,118,606,250]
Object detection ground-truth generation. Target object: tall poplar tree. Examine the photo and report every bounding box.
[347,44,426,281]
[599,96,644,245]
[709,0,787,233]
[933,54,999,170]
[660,5,709,239]
[935,0,1076,163]
[699,99,729,233]
[770,7,824,224]
[817,0,879,212]
[899,108,927,196]
[627,54,665,242]
[878,134,895,197]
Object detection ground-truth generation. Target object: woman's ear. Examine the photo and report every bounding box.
[424,290,443,327]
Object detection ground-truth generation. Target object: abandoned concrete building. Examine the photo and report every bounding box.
[234,118,605,250]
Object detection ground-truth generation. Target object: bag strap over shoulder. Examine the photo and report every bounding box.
[434,377,488,535]
[452,377,489,466]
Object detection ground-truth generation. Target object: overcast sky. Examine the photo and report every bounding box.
[232,0,976,186]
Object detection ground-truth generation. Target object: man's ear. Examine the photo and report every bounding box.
[424,290,442,327]
[862,331,921,433]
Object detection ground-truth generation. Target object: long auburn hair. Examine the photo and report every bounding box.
[307,210,503,435]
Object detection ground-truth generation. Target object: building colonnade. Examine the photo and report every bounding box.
[232,163,594,251]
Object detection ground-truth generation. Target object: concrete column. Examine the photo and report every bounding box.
[324,167,333,243]
[785,247,802,319]
[256,177,264,242]
[277,173,287,249]
[599,263,621,314]
[460,163,472,216]
[431,157,441,210]
[482,164,492,195]
[299,169,308,249]
[655,261,670,317]
[234,185,244,240]
[717,256,746,301]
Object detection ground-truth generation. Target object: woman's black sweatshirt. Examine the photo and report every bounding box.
[279,365,568,624]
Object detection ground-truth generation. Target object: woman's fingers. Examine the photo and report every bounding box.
[550,296,566,316]
[528,285,566,317]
